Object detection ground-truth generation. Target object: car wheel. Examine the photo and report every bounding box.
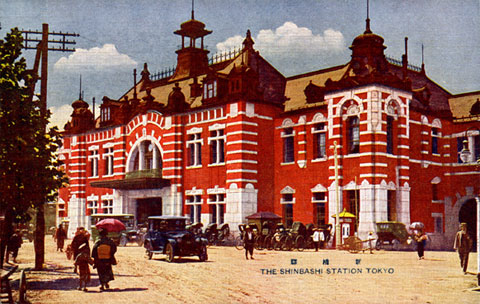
[165,243,174,263]
[392,239,400,251]
[119,236,128,247]
[375,239,381,251]
[199,245,208,262]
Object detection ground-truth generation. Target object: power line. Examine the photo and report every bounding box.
[21,27,79,52]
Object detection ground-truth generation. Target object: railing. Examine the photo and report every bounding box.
[386,56,422,72]
[125,168,162,179]
[149,46,242,81]
[150,67,176,81]
[209,47,242,65]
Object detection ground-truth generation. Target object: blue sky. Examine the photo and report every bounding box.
[1,0,479,129]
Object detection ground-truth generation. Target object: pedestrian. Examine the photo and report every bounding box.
[319,229,326,249]
[453,222,473,274]
[74,243,94,291]
[312,229,320,251]
[6,229,23,264]
[55,223,67,252]
[71,227,90,273]
[413,230,427,260]
[367,231,375,254]
[92,228,117,291]
[243,225,254,260]
[326,224,333,249]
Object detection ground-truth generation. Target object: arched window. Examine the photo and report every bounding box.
[347,116,360,154]
[130,140,162,172]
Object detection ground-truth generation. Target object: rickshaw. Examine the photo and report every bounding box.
[271,223,293,251]
[375,221,413,251]
[253,221,277,250]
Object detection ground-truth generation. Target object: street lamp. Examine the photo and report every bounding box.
[459,127,480,285]
[333,141,341,249]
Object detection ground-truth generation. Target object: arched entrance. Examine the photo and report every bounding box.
[459,198,477,252]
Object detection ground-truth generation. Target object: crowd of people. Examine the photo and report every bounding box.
[3,220,474,291]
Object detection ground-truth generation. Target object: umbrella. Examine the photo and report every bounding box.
[410,222,424,230]
[95,218,126,232]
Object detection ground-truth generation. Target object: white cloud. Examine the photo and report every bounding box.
[48,104,72,130]
[48,103,101,131]
[217,22,345,55]
[54,44,137,71]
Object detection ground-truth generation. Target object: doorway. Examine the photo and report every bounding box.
[458,198,477,252]
[137,197,163,225]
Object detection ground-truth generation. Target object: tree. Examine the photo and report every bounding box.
[0,28,67,269]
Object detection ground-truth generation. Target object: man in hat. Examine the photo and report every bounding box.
[453,222,473,273]
[243,225,255,260]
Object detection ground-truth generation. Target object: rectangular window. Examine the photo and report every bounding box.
[204,80,217,99]
[457,137,468,163]
[475,135,480,161]
[283,128,294,163]
[187,133,202,166]
[314,203,325,227]
[347,190,360,218]
[87,200,98,215]
[89,149,99,177]
[187,195,202,223]
[433,215,443,233]
[312,123,326,159]
[211,204,217,224]
[312,192,326,203]
[432,183,438,201]
[282,193,294,203]
[387,116,394,154]
[432,128,439,154]
[102,199,113,214]
[457,136,467,163]
[283,204,293,228]
[104,147,114,176]
[209,129,225,164]
[387,190,396,221]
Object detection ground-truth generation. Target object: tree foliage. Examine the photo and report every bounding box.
[0,28,68,267]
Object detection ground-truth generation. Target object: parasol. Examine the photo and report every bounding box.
[95,218,126,232]
[410,222,424,230]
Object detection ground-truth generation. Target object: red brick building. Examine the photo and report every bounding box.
[58,14,480,249]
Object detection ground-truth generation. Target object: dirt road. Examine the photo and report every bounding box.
[6,239,480,303]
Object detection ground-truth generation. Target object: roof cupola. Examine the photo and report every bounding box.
[170,5,212,81]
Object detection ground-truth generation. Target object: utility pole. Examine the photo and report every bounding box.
[21,23,79,270]
[333,141,341,249]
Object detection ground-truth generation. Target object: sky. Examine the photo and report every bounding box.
[1,0,479,129]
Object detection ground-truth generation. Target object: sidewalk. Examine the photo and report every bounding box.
[7,240,480,304]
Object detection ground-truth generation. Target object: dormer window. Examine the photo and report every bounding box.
[204,80,217,99]
[101,106,111,122]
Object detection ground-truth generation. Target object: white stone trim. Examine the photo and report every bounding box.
[185,187,204,196]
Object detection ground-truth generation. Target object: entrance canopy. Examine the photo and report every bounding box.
[90,169,170,190]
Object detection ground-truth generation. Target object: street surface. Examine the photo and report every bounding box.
[6,239,480,303]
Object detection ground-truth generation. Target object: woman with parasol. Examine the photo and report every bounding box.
[92,220,121,291]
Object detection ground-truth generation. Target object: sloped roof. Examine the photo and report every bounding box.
[284,65,348,111]
[448,91,480,119]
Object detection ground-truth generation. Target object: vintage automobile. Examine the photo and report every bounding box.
[90,214,135,245]
[375,221,413,251]
[119,226,146,247]
[144,215,208,262]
